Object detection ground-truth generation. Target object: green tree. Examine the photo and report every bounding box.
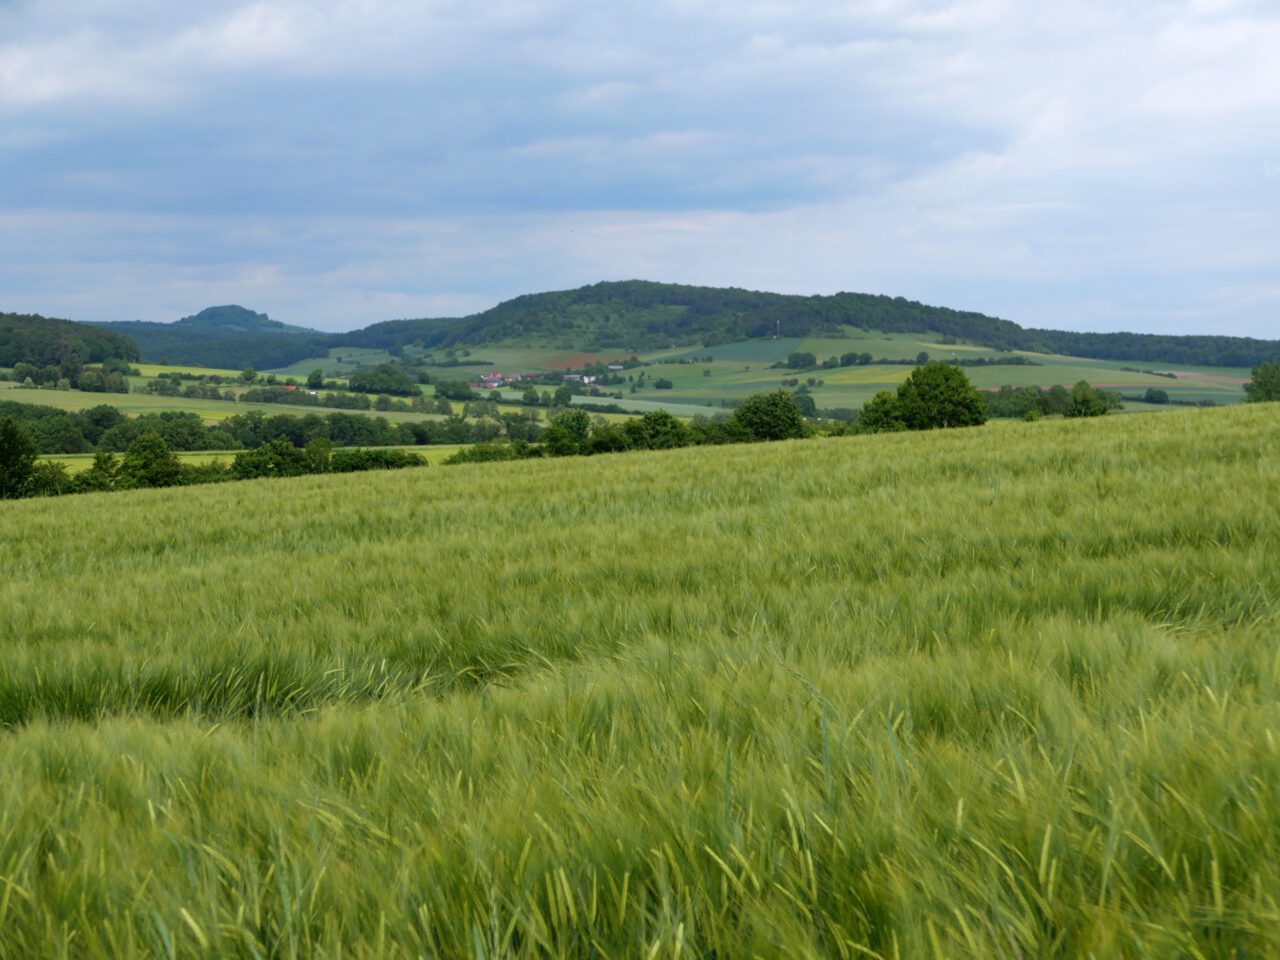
[0,416,38,498]
[1143,387,1170,404]
[120,431,183,488]
[894,362,987,429]
[232,438,312,479]
[731,390,809,441]
[1244,361,1280,402]
[78,452,121,492]
[857,391,905,433]
[306,368,325,389]
[305,437,333,473]
[621,410,691,450]
[542,409,592,456]
[26,461,71,496]
[785,352,816,369]
[1065,381,1109,418]
[916,351,930,365]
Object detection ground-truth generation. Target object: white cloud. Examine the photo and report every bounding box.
[0,0,1277,337]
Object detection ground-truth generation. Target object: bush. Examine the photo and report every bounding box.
[1065,381,1110,418]
[25,460,72,497]
[232,438,313,479]
[731,390,809,441]
[119,431,183,488]
[622,410,691,450]
[330,448,427,472]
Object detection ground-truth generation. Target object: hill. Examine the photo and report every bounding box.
[73,283,1280,371]
[93,305,328,370]
[0,311,139,367]
[333,280,1027,353]
[335,280,1280,368]
[2,405,1279,955]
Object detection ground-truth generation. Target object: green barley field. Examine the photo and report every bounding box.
[2,404,1279,957]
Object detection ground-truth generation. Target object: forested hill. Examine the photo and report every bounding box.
[0,312,140,367]
[51,283,1280,369]
[335,281,1280,367]
[333,281,1026,353]
[93,306,328,370]
[1021,329,1280,368]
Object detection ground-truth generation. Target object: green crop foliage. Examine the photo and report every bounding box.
[1,404,1279,956]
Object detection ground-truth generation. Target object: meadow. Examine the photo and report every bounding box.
[1,404,1278,956]
[384,330,1251,412]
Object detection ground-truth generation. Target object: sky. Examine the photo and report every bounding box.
[1,0,1277,337]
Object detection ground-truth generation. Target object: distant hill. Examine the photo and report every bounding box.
[0,311,140,367]
[172,305,320,336]
[333,281,1030,353]
[71,284,1280,370]
[333,280,1280,368]
[94,306,328,370]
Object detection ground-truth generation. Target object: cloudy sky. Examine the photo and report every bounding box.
[2,0,1277,336]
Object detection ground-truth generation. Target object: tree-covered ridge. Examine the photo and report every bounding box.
[340,281,1029,353]
[0,312,140,367]
[172,304,320,335]
[91,305,328,369]
[1022,328,1280,368]
[54,282,1280,369]
[336,281,1280,367]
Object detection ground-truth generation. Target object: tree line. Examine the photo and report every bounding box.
[1,358,136,393]
[0,400,544,455]
[0,421,426,500]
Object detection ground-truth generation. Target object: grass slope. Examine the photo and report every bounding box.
[1,406,1279,956]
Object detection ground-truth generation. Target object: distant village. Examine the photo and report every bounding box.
[468,365,626,391]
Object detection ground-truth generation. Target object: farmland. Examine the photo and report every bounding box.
[2,403,1279,956]
[332,329,1252,414]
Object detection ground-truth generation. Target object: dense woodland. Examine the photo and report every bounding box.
[0,312,139,367]
[94,305,328,369]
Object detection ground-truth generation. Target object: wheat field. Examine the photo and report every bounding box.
[1,404,1278,957]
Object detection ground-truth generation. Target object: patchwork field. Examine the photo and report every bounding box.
[0,382,466,426]
[311,330,1250,413]
[2,404,1278,956]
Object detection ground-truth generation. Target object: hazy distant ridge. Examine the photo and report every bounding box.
[77,280,1280,369]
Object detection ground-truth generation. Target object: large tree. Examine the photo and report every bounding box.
[893,362,987,430]
[1065,381,1110,418]
[1244,361,1280,402]
[0,416,38,498]
[119,431,183,488]
[731,390,809,441]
